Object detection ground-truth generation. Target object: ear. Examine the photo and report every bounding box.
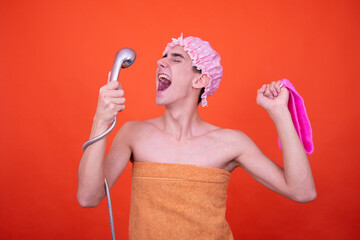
[192,74,210,89]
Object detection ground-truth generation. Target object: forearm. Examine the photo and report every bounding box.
[77,117,109,207]
[270,107,316,202]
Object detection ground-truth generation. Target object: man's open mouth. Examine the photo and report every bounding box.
[157,73,172,91]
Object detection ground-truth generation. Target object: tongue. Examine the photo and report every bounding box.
[158,80,171,91]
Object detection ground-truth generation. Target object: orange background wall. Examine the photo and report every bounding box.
[1,0,359,239]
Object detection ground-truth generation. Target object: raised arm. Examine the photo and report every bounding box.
[77,77,130,208]
[235,81,316,203]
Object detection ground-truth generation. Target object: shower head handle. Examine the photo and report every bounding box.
[109,48,136,82]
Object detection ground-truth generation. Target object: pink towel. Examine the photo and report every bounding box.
[279,79,314,155]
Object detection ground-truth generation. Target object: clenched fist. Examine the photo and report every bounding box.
[94,72,126,126]
[256,80,289,116]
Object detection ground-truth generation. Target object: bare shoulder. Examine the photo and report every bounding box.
[116,117,164,139]
[109,120,153,154]
[209,127,258,157]
[115,119,156,138]
[114,120,141,138]
[195,126,258,171]
[207,127,253,144]
[119,120,147,132]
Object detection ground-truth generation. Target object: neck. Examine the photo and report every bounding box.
[161,100,202,141]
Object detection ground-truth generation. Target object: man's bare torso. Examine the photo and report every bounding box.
[124,117,245,173]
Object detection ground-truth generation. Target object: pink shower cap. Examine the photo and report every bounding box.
[163,34,223,107]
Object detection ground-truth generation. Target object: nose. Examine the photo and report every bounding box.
[157,58,168,68]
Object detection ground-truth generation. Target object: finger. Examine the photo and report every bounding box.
[99,90,124,105]
[107,71,112,83]
[106,89,125,98]
[106,81,121,90]
[275,80,282,92]
[107,71,122,88]
[110,97,126,105]
[109,80,123,90]
[257,84,266,94]
[108,102,125,113]
[117,104,125,112]
[113,105,125,113]
[264,84,273,99]
[270,81,278,96]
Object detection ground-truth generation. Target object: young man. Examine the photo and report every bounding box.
[77,35,316,239]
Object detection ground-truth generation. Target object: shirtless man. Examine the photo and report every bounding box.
[77,35,316,238]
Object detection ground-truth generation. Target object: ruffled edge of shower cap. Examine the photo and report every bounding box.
[163,33,223,107]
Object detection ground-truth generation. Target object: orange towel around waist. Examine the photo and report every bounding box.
[129,162,234,240]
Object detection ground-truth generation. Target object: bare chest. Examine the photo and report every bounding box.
[131,131,239,172]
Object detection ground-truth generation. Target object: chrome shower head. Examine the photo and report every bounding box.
[109,48,136,82]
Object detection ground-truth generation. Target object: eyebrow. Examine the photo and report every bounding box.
[162,53,185,59]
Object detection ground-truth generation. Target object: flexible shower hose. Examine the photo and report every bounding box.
[82,117,117,240]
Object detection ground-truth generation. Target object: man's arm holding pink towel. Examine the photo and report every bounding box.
[233,80,316,203]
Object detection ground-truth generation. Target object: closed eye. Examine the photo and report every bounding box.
[163,52,185,62]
